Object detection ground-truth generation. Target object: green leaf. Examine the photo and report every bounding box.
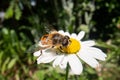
[0,52,4,67]
[5,2,14,19]
[1,57,10,73]
[15,5,22,20]
[77,24,89,33]
[15,73,20,80]
[86,67,96,74]
[2,28,9,35]
[7,58,17,69]
[33,70,45,80]
[0,74,6,80]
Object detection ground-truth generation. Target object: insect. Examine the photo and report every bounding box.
[27,31,71,54]
[40,31,71,49]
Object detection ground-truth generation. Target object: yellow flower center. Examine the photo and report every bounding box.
[60,38,81,54]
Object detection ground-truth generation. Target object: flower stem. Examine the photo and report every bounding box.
[65,63,69,80]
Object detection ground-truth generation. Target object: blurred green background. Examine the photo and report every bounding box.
[0,0,120,80]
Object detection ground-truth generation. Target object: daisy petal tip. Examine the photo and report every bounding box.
[71,33,77,38]
[82,40,96,46]
[91,41,96,45]
[105,54,107,57]
[78,31,85,40]
[70,68,83,75]
[52,65,56,68]
[52,62,57,68]
[64,32,70,36]
[103,57,107,61]
[33,51,40,56]
[74,69,83,75]
[80,31,85,35]
[37,60,41,64]
[58,30,64,34]
[99,57,106,61]
[68,55,83,75]
[100,52,107,59]
[81,31,85,33]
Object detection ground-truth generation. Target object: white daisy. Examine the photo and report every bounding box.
[33,30,107,75]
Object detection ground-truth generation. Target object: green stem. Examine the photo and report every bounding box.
[65,63,69,80]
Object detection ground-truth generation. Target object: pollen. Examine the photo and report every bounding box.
[60,38,81,54]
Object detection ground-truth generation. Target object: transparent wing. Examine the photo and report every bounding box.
[26,44,41,53]
[41,23,57,33]
[26,43,49,53]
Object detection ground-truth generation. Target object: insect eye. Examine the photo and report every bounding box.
[64,36,70,39]
[62,36,70,46]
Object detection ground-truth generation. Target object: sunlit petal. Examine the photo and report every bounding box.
[59,56,68,69]
[78,50,99,68]
[37,52,57,64]
[78,31,85,40]
[71,33,77,38]
[58,30,64,34]
[85,47,107,60]
[64,32,70,36]
[68,54,83,75]
[33,50,41,56]
[52,55,64,67]
[81,40,95,47]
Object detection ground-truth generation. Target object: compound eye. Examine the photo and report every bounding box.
[64,35,70,39]
[62,41,69,46]
[62,36,70,46]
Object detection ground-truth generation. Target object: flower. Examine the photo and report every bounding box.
[33,30,107,75]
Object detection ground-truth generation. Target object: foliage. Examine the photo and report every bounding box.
[0,0,120,80]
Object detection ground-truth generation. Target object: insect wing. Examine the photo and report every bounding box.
[26,44,41,53]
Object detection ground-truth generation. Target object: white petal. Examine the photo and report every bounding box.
[59,56,68,69]
[58,30,64,34]
[64,32,70,36]
[71,33,77,38]
[37,56,56,64]
[68,54,83,75]
[33,50,41,56]
[37,49,57,64]
[78,50,99,68]
[37,52,57,64]
[81,40,95,47]
[85,47,107,60]
[52,55,64,67]
[78,31,85,40]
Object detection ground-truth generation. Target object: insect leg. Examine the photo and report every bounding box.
[52,46,55,48]
[39,50,43,56]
